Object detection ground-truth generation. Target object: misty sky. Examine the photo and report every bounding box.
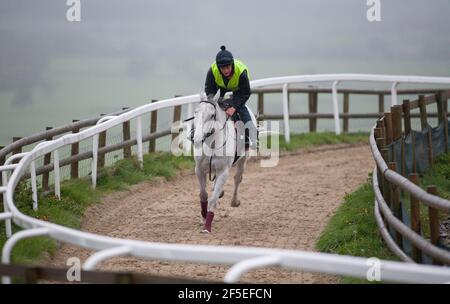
[0,0,450,144]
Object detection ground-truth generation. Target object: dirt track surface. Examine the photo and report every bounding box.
[48,143,373,283]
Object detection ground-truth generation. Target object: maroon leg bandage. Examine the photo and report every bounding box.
[203,212,215,233]
[201,201,208,219]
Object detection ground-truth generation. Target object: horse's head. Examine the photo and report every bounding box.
[193,99,218,145]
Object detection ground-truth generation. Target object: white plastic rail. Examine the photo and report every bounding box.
[92,116,117,189]
[224,255,282,283]
[83,246,132,271]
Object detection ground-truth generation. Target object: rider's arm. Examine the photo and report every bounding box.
[230,70,251,108]
[205,68,218,98]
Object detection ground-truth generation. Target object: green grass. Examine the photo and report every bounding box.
[316,177,398,284]
[263,131,369,151]
[0,131,369,281]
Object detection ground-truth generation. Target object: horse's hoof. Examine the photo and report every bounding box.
[219,191,224,198]
[201,229,211,234]
[231,200,241,207]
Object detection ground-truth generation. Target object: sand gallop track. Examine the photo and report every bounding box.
[49,143,373,283]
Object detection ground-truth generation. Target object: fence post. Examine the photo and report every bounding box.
[282,83,291,142]
[381,148,390,202]
[122,107,131,158]
[388,162,403,248]
[384,113,393,163]
[42,127,53,191]
[376,135,385,193]
[405,100,418,173]
[391,82,399,106]
[12,137,22,164]
[257,92,264,122]
[418,95,428,129]
[380,144,390,228]
[436,92,444,125]
[376,119,385,139]
[438,91,448,153]
[376,118,386,195]
[149,100,158,153]
[343,92,349,133]
[392,105,403,176]
[402,100,411,176]
[172,96,182,144]
[0,146,4,166]
[426,186,442,265]
[136,116,143,167]
[402,100,411,136]
[70,120,80,179]
[444,91,449,113]
[418,95,433,166]
[308,91,318,132]
[409,173,422,263]
[384,113,393,146]
[391,106,402,140]
[331,80,341,135]
[378,94,384,115]
[98,114,107,168]
[391,105,402,164]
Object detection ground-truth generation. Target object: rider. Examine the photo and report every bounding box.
[204,45,257,150]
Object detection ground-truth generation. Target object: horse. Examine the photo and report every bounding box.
[192,94,249,233]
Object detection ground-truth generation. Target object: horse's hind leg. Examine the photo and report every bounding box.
[203,168,229,233]
[231,156,247,207]
[195,164,208,224]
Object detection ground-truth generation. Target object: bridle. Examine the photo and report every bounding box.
[195,100,229,144]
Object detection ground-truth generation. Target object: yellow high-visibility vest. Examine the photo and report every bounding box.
[211,59,249,91]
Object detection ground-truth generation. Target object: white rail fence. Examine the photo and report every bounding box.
[2,74,450,284]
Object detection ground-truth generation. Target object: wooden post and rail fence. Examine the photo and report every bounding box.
[1,88,446,182]
[372,90,450,265]
[1,88,450,282]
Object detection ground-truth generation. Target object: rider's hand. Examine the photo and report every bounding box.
[226,107,236,116]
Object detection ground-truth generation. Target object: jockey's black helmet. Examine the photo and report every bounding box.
[215,45,234,67]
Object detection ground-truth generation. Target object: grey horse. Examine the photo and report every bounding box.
[192,95,249,233]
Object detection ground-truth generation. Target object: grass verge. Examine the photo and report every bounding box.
[316,177,398,284]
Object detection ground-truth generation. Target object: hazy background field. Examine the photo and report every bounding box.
[1,0,450,146]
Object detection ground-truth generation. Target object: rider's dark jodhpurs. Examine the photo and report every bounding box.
[233,104,257,149]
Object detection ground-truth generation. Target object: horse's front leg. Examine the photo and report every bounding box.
[203,167,229,233]
[231,156,247,207]
[195,163,208,224]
